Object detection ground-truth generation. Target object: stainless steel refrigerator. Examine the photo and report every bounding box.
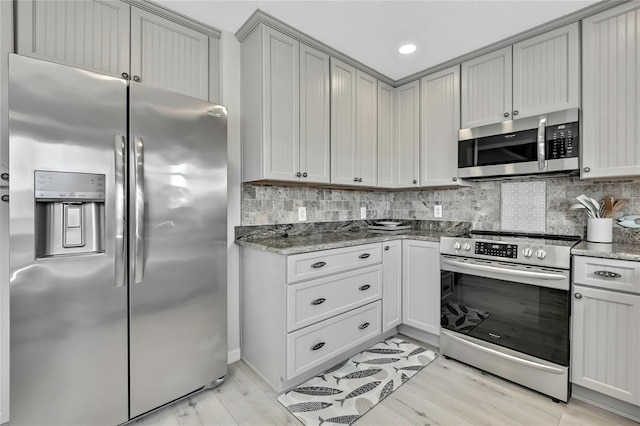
[8,54,227,425]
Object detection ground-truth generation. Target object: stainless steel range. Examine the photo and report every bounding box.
[439,231,581,402]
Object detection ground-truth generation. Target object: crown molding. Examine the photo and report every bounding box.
[129,0,222,39]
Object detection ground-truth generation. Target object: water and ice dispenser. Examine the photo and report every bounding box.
[35,171,106,258]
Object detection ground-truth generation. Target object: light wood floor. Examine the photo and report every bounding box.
[133,338,638,426]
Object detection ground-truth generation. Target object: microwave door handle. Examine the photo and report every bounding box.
[441,258,566,281]
[537,115,547,170]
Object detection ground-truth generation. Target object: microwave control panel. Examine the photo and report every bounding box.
[475,242,518,258]
[546,121,579,159]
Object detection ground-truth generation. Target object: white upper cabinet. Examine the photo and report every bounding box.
[16,0,130,78]
[512,23,579,119]
[242,25,330,183]
[130,7,209,100]
[300,44,331,184]
[582,2,640,179]
[15,0,215,100]
[331,58,378,186]
[461,22,579,129]
[377,81,394,188]
[378,81,419,188]
[461,46,512,129]
[420,65,467,187]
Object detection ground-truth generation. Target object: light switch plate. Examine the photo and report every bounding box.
[360,207,367,219]
[434,205,443,218]
[298,206,306,222]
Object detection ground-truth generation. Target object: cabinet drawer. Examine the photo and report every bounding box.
[287,265,382,332]
[286,301,381,380]
[287,243,382,283]
[574,256,640,294]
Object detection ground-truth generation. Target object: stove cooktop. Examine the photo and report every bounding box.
[440,230,582,269]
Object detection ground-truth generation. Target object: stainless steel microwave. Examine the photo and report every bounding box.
[458,108,579,179]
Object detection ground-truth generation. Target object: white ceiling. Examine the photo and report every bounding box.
[154,0,599,81]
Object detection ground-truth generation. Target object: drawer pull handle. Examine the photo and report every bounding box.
[311,342,325,351]
[359,253,371,259]
[359,284,371,291]
[594,270,621,279]
[311,298,326,305]
[311,261,326,269]
[358,322,370,330]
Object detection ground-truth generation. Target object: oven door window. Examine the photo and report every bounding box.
[441,271,569,366]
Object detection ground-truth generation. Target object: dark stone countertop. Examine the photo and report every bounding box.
[235,229,455,255]
[571,241,640,262]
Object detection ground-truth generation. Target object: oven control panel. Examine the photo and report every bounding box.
[475,242,517,258]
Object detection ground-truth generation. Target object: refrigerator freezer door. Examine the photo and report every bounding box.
[8,55,128,425]
[129,83,227,418]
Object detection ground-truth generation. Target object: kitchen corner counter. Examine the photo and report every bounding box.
[235,230,454,255]
[571,241,640,262]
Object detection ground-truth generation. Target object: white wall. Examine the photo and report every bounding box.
[0,1,11,423]
[221,31,242,363]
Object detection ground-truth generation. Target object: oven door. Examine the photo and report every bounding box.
[440,255,570,366]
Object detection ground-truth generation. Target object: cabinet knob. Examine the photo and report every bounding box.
[413,179,417,184]
[121,72,129,79]
[1,195,8,203]
[133,75,141,82]
[296,172,301,177]
[1,173,8,181]
[358,178,363,182]
[311,342,325,351]
[504,112,510,117]
[583,167,591,173]
[513,110,519,116]
[384,246,390,251]
[302,172,308,178]
[354,177,359,182]
[574,293,582,299]
[452,177,457,181]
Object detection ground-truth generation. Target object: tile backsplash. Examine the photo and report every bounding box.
[241,176,640,243]
[500,181,546,233]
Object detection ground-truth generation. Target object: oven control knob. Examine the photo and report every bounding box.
[463,243,471,251]
[454,242,461,250]
[536,249,547,259]
[523,248,533,258]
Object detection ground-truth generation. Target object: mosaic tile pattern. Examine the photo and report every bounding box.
[500,181,546,232]
[241,176,640,244]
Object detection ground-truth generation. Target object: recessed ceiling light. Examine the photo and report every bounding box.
[399,44,417,55]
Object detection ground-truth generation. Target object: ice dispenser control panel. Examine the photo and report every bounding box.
[35,171,105,201]
[34,171,106,257]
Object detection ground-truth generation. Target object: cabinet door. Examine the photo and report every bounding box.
[130,7,209,100]
[402,240,440,335]
[356,70,378,186]
[513,23,579,119]
[377,81,395,188]
[16,0,130,78]
[382,241,402,332]
[331,58,357,185]
[300,44,330,183]
[461,46,512,128]
[572,285,640,405]
[582,3,640,179]
[421,66,463,187]
[395,81,420,188]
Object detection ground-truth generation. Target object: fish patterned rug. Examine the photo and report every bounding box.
[277,337,437,425]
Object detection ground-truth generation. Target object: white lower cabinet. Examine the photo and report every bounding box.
[571,256,640,406]
[402,240,440,335]
[382,240,402,332]
[241,243,384,391]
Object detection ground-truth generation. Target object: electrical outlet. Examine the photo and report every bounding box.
[360,207,367,219]
[434,204,443,218]
[298,206,307,221]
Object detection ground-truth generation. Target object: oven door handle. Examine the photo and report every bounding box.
[441,259,566,281]
[442,331,565,375]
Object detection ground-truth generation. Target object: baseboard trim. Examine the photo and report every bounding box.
[228,348,241,364]
[398,325,440,349]
[572,384,640,423]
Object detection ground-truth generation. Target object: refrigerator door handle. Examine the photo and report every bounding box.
[114,135,126,288]
[134,136,145,284]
